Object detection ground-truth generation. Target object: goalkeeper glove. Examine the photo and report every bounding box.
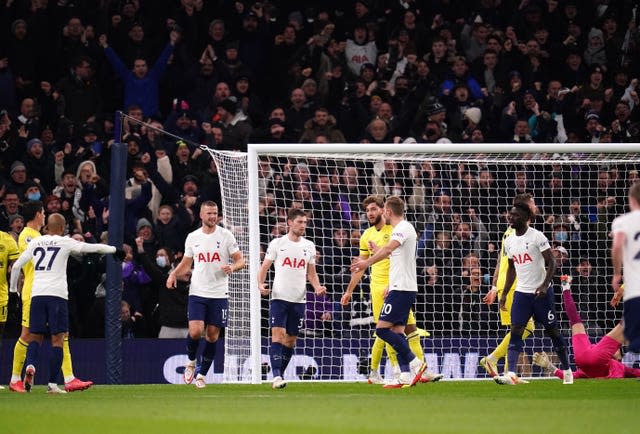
[532,351,557,374]
[113,248,127,262]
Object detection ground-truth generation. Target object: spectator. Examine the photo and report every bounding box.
[134,237,188,338]
[99,31,179,117]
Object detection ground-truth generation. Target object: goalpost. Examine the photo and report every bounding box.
[204,143,640,384]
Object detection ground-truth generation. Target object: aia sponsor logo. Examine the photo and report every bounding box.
[197,251,221,262]
[512,253,533,264]
[282,257,306,268]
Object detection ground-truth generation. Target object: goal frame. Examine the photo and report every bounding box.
[246,142,640,384]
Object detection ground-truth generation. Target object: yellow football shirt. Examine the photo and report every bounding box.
[0,230,20,306]
[18,226,41,302]
[359,224,392,288]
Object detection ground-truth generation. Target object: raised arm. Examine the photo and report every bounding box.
[100,34,130,81]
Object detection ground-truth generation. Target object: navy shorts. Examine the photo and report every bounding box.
[378,291,416,326]
[624,297,640,352]
[187,295,228,327]
[29,296,68,335]
[510,286,558,328]
[270,299,305,336]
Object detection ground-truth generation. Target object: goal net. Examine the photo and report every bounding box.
[112,114,637,383]
[230,143,637,383]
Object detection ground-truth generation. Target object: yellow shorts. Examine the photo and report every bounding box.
[370,284,416,326]
[0,303,7,323]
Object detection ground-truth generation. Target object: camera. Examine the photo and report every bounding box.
[558,87,571,96]
[426,128,437,137]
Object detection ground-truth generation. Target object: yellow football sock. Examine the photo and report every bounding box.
[407,331,424,362]
[62,337,74,380]
[370,336,385,371]
[385,343,398,367]
[491,332,511,362]
[12,338,28,377]
[495,328,533,372]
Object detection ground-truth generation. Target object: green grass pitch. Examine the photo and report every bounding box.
[1,379,639,434]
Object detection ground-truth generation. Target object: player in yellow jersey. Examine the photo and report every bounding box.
[341,195,442,384]
[481,193,536,377]
[0,229,20,390]
[8,201,92,392]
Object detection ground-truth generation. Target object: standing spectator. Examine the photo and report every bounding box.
[136,237,188,339]
[345,22,378,78]
[56,56,102,127]
[99,31,179,117]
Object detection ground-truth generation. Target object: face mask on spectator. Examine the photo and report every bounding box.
[156,256,167,268]
[555,231,568,242]
[27,192,41,201]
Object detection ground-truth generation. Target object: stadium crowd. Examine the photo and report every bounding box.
[0,0,637,339]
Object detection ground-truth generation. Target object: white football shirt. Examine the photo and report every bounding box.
[184,226,240,299]
[611,210,640,300]
[265,235,316,303]
[389,220,418,292]
[10,235,116,299]
[504,227,551,294]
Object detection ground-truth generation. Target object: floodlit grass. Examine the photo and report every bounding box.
[1,379,639,434]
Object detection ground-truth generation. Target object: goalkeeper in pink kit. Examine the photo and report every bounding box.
[533,276,640,379]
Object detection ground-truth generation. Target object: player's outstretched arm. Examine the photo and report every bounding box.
[341,256,367,305]
[257,258,273,296]
[351,240,399,272]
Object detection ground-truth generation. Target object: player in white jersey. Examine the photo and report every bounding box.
[9,213,119,393]
[494,203,572,385]
[166,201,245,388]
[611,182,640,353]
[351,196,427,388]
[258,208,326,389]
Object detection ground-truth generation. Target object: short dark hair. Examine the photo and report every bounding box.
[22,200,43,223]
[513,193,532,206]
[287,208,305,221]
[201,200,219,210]
[512,202,532,219]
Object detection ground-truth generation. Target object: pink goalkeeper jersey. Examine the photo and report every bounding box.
[555,361,640,379]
